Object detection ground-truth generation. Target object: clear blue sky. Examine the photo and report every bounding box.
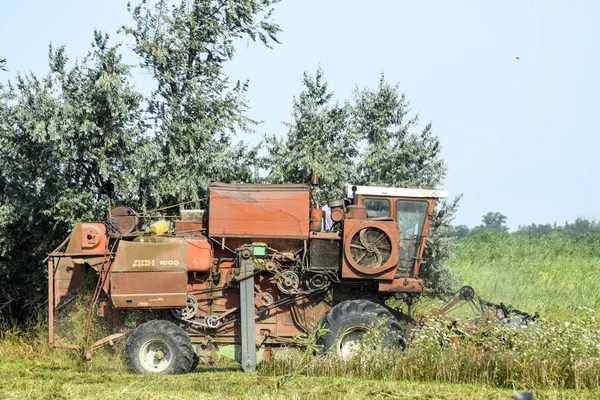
[1,1,598,229]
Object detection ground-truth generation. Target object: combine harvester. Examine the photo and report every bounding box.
[46,180,532,374]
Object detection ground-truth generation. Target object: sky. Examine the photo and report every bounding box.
[1,1,598,229]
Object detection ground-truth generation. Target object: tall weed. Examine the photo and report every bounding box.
[449,233,600,319]
[261,311,600,390]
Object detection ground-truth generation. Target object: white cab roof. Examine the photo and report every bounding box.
[345,184,448,199]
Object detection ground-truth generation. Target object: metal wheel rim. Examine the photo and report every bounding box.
[139,339,172,373]
[337,328,367,360]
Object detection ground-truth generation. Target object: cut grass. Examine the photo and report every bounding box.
[1,347,597,400]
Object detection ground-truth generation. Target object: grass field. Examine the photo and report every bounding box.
[2,233,600,399]
[448,233,600,320]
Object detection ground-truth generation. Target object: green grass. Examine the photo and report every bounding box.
[0,341,596,400]
[3,232,600,398]
[448,232,600,320]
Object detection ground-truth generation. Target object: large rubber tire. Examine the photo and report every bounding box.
[125,320,195,375]
[317,299,404,359]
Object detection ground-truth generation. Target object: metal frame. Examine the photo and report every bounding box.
[345,184,448,199]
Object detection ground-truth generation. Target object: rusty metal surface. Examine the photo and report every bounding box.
[110,205,138,234]
[110,271,188,308]
[208,183,310,239]
[354,195,437,280]
[111,241,188,272]
[310,209,324,232]
[65,222,108,253]
[346,205,367,220]
[341,219,399,280]
[429,286,539,330]
[378,278,424,293]
[187,238,213,272]
[48,258,54,348]
[209,181,309,191]
[174,221,205,233]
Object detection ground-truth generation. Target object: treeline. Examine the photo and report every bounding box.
[0,0,456,325]
[455,211,600,238]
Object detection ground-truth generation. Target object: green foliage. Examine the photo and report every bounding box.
[458,211,509,237]
[0,32,144,323]
[0,340,541,400]
[453,224,471,239]
[481,212,508,231]
[517,218,600,237]
[352,76,446,189]
[450,232,600,319]
[459,214,600,238]
[123,0,280,206]
[420,196,460,294]
[263,67,356,204]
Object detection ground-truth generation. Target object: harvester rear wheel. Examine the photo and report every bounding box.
[125,320,195,375]
[316,300,404,360]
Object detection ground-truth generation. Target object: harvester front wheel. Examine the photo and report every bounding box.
[317,299,404,360]
[125,320,195,375]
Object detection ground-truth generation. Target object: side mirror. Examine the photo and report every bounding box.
[433,209,446,228]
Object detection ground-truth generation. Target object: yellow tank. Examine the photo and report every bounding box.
[150,220,169,235]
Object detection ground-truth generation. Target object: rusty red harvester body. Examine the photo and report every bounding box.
[47,182,447,374]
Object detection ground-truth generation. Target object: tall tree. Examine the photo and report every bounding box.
[263,68,357,204]
[123,0,281,207]
[0,32,144,323]
[352,75,446,189]
[481,212,508,232]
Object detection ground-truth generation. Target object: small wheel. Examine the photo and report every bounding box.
[125,320,194,375]
[170,293,199,321]
[316,299,404,360]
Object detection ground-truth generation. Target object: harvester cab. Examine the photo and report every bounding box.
[47,181,447,374]
[345,184,448,286]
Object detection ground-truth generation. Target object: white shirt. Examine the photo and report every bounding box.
[321,204,334,231]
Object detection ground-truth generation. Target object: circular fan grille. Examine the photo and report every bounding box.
[349,227,393,269]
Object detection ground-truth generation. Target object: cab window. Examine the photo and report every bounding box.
[395,200,429,239]
[363,198,390,218]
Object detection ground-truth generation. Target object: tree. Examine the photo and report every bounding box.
[516,223,555,236]
[263,67,356,204]
[453,224,471,239]
[123,0,281,207]
[481,212,508,232]
[467,212,509,237]
[352,75,446,189]
[0,32,144,323]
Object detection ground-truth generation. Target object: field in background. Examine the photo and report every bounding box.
[448,233,600,320]
[2,233,600,399]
